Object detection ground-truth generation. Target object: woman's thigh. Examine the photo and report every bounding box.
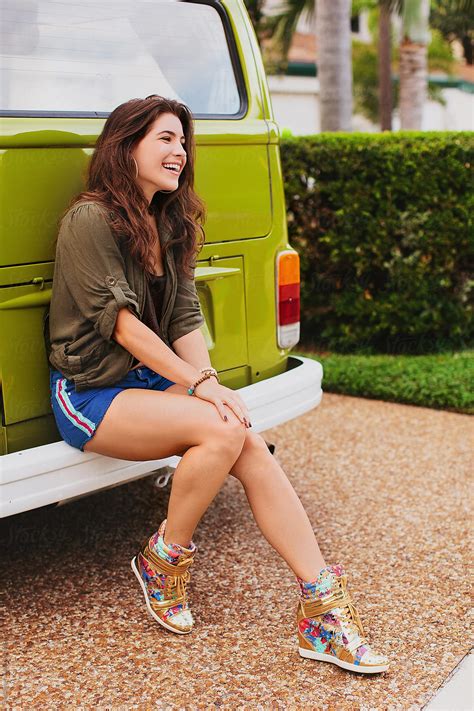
[83,385,245,460]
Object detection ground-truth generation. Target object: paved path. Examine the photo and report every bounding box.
[2,393,472,709]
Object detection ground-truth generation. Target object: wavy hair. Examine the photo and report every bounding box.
[70,95,206,279]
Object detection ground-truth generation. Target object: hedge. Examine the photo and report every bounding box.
[280,131,474,355]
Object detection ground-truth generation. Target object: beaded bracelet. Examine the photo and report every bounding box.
[187,371,214,396]
[199,367,220,383]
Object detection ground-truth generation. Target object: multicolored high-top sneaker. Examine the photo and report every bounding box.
[131,519,197,634]
[297,564,389,674]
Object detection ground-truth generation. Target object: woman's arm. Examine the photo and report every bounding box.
[115,308,251,425]
[171,328,212,371]
[114,307,201,388]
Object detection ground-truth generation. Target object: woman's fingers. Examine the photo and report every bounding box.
[228,393,251,424]
[223,399,251,427]
[195,382,251,426]
[233,393,250,421]
[213,400,229,422]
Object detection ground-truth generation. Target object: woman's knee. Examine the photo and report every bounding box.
[242,430,271,453]
[228,431,276,483]
[205,416,247,459]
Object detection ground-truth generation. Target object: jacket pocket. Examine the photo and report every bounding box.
[65,341,108,373]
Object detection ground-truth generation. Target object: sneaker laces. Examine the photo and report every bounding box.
[299,573,369,654]
[142,543,194,608]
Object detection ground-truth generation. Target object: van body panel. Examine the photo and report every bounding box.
[0,263,54,286]
[235,0,275,121]
[0,145,92,266]
[195,143,272,241]
[0,120,271,147]
[0,281,52,425]
[1,120,271,268]
[2,416,58,459]
[196,257,248,369]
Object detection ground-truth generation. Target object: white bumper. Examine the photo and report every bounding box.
[1,355,323,518]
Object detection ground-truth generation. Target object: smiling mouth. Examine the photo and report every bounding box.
[162,164,181,175]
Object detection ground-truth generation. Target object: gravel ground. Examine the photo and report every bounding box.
[1,393,472,710]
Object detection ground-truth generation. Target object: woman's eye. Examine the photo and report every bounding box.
[161,137,186,150]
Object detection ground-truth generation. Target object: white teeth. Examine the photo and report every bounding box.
[163,163,180,172]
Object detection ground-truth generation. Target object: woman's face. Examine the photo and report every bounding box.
[132,112,187,202]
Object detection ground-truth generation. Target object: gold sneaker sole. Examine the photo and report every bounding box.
[298,647,389,674]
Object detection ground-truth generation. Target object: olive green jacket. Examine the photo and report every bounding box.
[47,201,204,391]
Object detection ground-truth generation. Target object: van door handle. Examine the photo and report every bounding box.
[195,266,240,282]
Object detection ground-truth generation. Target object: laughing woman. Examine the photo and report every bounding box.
[47,95,389,674]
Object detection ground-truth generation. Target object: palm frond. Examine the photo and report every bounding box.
[263,0,313,60]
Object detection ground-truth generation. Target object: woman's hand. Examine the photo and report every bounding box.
[194,376,251,427]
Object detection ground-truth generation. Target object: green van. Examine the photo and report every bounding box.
[0,0,323,517]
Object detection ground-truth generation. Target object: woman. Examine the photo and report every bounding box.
[47,95,389,675]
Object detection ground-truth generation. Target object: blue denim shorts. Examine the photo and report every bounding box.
[50,365,175,452]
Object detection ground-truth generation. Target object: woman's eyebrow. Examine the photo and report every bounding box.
[157,130,185,141]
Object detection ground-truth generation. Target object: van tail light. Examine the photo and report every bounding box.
[276,250,300,348]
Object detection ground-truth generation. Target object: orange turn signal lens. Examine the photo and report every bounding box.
[278,251,300,286]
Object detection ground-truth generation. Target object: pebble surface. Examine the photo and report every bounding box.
[1,393,472,709]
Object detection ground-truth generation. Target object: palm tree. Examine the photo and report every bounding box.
[398,0,430,128]
[260,0,353,130]
[316,0,354,130]
[260,0,365,130]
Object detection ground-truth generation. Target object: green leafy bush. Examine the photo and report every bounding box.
[293,349,474,413]
[281,132,474,355]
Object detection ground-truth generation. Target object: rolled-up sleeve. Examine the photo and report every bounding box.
[168,265,205,344]
[57,202,141,342]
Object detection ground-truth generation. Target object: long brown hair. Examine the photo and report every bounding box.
[71,95,206,279]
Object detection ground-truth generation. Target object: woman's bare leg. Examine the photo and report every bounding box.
[157,382,326,579]
[228,430,326,581]
[163,437,245,547]
[84,382,324,575]
[83,387,247,546]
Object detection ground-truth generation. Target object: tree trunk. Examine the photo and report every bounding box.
[462,35,473,65]
[378,3,392,131]
[399,41,427,129]
[315,0,353,132]
[399,0,430,130]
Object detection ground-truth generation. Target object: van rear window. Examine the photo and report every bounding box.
[0,0,242,116]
